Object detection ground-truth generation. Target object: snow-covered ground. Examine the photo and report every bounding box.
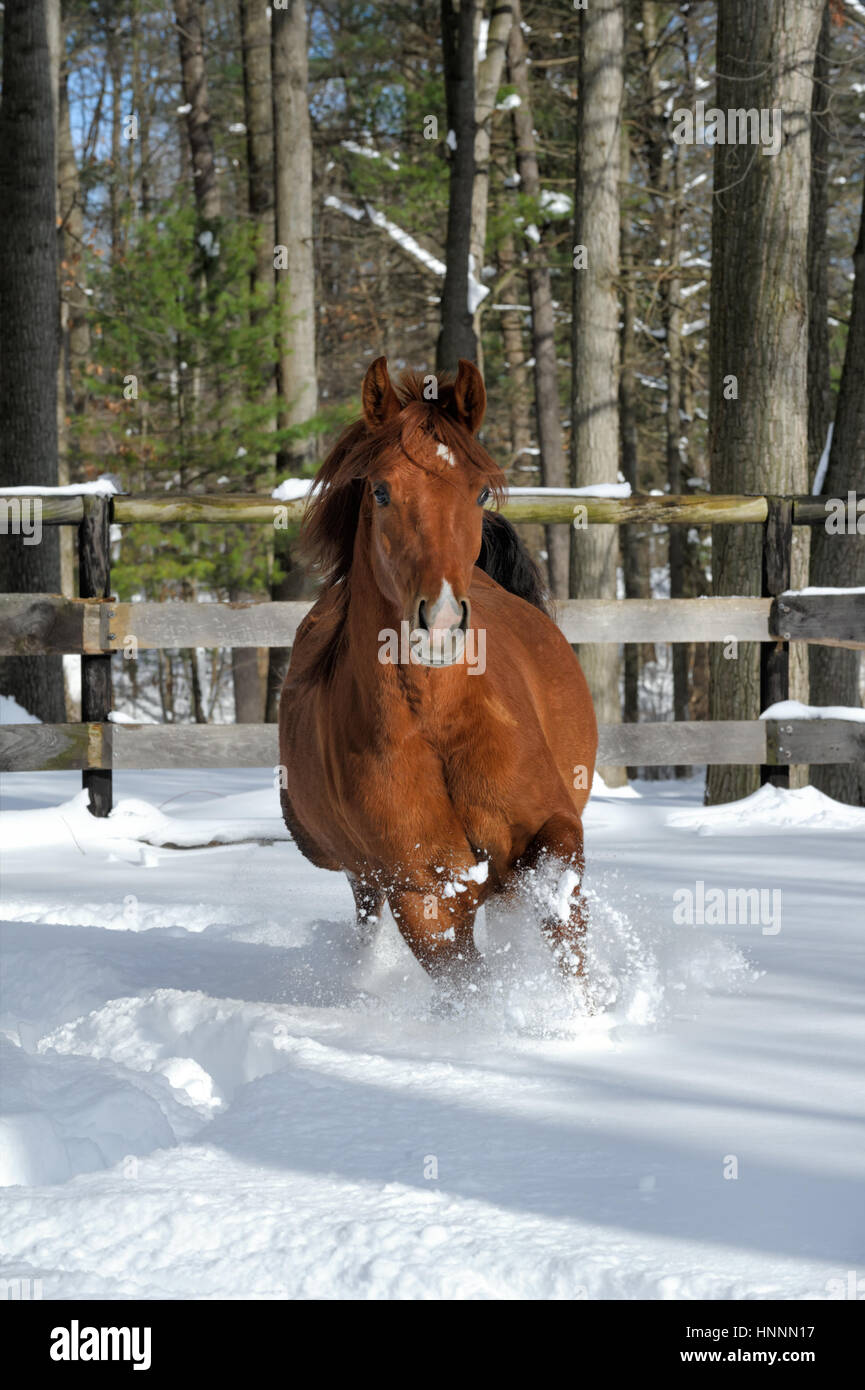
[1,766,864,1300]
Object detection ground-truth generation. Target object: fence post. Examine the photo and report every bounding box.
[760,497,793,788]
[78,496,113,816]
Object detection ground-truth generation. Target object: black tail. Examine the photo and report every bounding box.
[478,511,550,614]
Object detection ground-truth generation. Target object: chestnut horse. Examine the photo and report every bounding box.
[279,358,597,992]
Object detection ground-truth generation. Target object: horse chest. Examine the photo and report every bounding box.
[412,719,516,847]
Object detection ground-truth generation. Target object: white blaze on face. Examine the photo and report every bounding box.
[425,579,463,634]
[412,579,466,667]
[436,441,456,467]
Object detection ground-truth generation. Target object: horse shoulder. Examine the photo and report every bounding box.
[469,572,566,655]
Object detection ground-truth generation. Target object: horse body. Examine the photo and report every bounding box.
[279,358,598,986]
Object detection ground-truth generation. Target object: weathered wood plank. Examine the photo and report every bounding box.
[0,495,85,524]
[0,594,87,654]
[792,494,864,526]
[598,722,766,765]
[771,592,865,649]
[110,597,775,649]
[108,722,772,770]
[10,593,865,652]
[765,718,865,767]
[0,492,845,529]
[111,723,277,770]
[105,600,311,651]
[504,493,770,526]
[760,500,793,788]
[0,723,94,771]
[78,499,113,816]
[555,597,771,644]
[111,492,772,528]
[114,495,307,525]
[5,718,862,771]
[0,720,762,769]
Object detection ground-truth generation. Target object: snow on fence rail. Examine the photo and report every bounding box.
[1,491,863,814]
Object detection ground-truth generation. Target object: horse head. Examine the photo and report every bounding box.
[360,357,503,665]
[305,356,505,668]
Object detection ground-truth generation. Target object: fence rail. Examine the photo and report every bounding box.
[4,592,864,653]
[0,489,852,527]
[3,718,864,775]
[1,489,863,814]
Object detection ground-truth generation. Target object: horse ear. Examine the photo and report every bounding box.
[452,358,486,434]
[361,357,401,428]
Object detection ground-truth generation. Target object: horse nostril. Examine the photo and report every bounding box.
[414,593,468,633]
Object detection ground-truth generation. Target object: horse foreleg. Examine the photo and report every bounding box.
[518,814,588,978]
[347,872,386,947]
[388,886,484,991]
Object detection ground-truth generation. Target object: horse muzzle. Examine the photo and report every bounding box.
[410,588,470,668]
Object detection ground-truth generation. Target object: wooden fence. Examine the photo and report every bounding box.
[1,490,863,816]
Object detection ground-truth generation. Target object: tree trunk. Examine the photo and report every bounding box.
[57,42,90,718]
[174,0,220,225]
[495,228,545,572]
[437,0,478,370]
[174,0,220,428]
[240,0,276,307]
[0,0,64,722]
[507,0,568,597]
[619,164,650,747]
[176,0,268,724]
[188,651,206,724]
[240,0,287,720]
[809,171,865,804]
[272,0,317,459]
[265,532,316,722]
[807,2,833,486]
[107,22,124,267]
[570,0,625,786]
[636,0,689,767]
[132,0,152,217]
[469,1,513,359]
[58,66,91,421]
[497,232,533,476]
[663,94,688,771]
[268,1,318,722]
[801,2,833,795]
[47,0,78,717]
[706,0,823,806]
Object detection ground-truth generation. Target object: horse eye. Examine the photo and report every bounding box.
[478,487,492,506]
[373,483,390,507]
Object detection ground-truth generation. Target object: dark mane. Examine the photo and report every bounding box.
[478,511,550,616]
[302,370,506,587]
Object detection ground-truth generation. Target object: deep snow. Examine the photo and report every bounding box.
[1,766,863,1300]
